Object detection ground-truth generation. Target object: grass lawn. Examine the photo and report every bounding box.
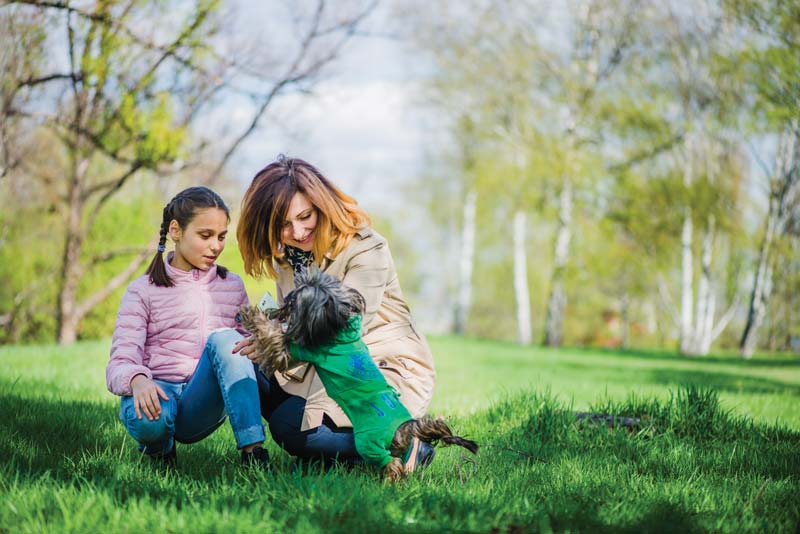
[1,337,798,533]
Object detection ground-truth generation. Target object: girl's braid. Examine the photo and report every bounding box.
[158,200,173,251]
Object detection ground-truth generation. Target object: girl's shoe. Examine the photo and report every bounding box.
[241,445,270,470]
[150,443,177,469]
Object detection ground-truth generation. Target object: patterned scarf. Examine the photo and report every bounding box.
[284,245,314,275]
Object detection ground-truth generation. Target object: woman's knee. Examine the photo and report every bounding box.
[119,396,176,444]
[269,416,306,457]
[268,397,311,456]
[268,399,357,459]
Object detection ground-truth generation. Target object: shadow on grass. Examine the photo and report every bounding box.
[573,346,800,368]
[556,360,800,397]
[647,368,800,396]
[543,495,705,534]
[0,387,235,485]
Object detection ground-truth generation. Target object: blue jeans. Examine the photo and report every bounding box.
[256,367,360,463]
[119,329,266,456]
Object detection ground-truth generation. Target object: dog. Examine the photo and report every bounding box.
[238,268,478,481]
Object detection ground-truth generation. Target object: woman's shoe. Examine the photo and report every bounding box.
[401,438,435,473]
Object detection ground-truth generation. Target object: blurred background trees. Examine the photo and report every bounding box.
[403,0,798,356]
[0,0,797,357]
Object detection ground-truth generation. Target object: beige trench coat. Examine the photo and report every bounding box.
[273,227,436,431]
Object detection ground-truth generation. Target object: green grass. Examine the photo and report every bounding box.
[1,338,798,533]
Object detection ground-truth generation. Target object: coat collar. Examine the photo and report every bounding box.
[164,251,218,284]
[322,227,373,261]
[277,227,374,287]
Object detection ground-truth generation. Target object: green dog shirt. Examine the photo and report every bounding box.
[289,314,413,468]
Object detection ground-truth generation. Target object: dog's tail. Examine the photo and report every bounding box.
[391,415,479,457]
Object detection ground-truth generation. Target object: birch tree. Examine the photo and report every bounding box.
[513,210,532,344]
[513,0,641,347]
[454,188,477,334]
[740,125,799,357]
[723,0,800,357]
[409,0,642,345]
[641,2,744,356]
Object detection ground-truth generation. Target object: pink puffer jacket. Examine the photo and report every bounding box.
[106,254,249,396]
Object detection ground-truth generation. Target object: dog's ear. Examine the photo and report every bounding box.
[236,305,293,373]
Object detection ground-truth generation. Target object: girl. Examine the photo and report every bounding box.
[233,156,437,473]
[106,186,268,468]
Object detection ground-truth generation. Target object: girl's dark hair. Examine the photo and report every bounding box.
[146,186,230,287]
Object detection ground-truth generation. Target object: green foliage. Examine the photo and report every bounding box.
[0,339,798,532]
[219,239,276,306]
[723,0,800,125]
[0,170,62,344]
[77,183,163,340]
[102,92,187,167]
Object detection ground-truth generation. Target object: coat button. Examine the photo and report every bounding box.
[378,360,387,367]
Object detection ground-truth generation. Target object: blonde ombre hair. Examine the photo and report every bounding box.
[237,156,371,279]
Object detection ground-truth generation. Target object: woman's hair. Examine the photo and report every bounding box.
[237,156,371,279]
[146,186,230,287]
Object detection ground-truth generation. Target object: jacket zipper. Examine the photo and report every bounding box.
[196,269,207,352]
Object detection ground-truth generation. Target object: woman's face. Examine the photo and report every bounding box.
[281,192,318,252]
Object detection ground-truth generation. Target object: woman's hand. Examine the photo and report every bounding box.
[130,374,169,421]
[232,336,258,360]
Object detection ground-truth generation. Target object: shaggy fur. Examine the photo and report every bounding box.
[239,268,478,480]
[236,305,292,375]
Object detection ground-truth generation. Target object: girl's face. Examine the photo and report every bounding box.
[169,207,228,271]
[281,192,318,252]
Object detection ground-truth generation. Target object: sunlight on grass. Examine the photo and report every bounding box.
[428,336,800,429]
[1,338,798,532]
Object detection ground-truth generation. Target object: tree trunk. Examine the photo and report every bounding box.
[453,189,477,334]
[679,206,694,354]
[620,291,630,349]
[544,180,572,347]
[740,202,777,358]
[740,123,798,357]
[513,210,531,345]
[56,156,89,345]
[696,216,716,354]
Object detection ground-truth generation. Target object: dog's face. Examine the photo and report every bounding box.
[273,268,365,349]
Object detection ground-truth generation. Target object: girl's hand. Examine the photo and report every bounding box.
[232,336,257,360]
[130,375,169,421]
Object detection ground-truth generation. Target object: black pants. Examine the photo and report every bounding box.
[255,367,360,462]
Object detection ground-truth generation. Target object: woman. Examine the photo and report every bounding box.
[234,155,436,470]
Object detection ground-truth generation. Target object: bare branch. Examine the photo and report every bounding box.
[208,0,378,180]
[84,162,143,237]
[74,239,157,322]
[608,132,686,173]
[710,294,741,343]
[17,72,82,89]
[89,245,151,266]
[5,0,112,24]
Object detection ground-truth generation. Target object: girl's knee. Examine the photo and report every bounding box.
[206,328,243,354]
[209,343,256,383]
[120,397,176,445]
